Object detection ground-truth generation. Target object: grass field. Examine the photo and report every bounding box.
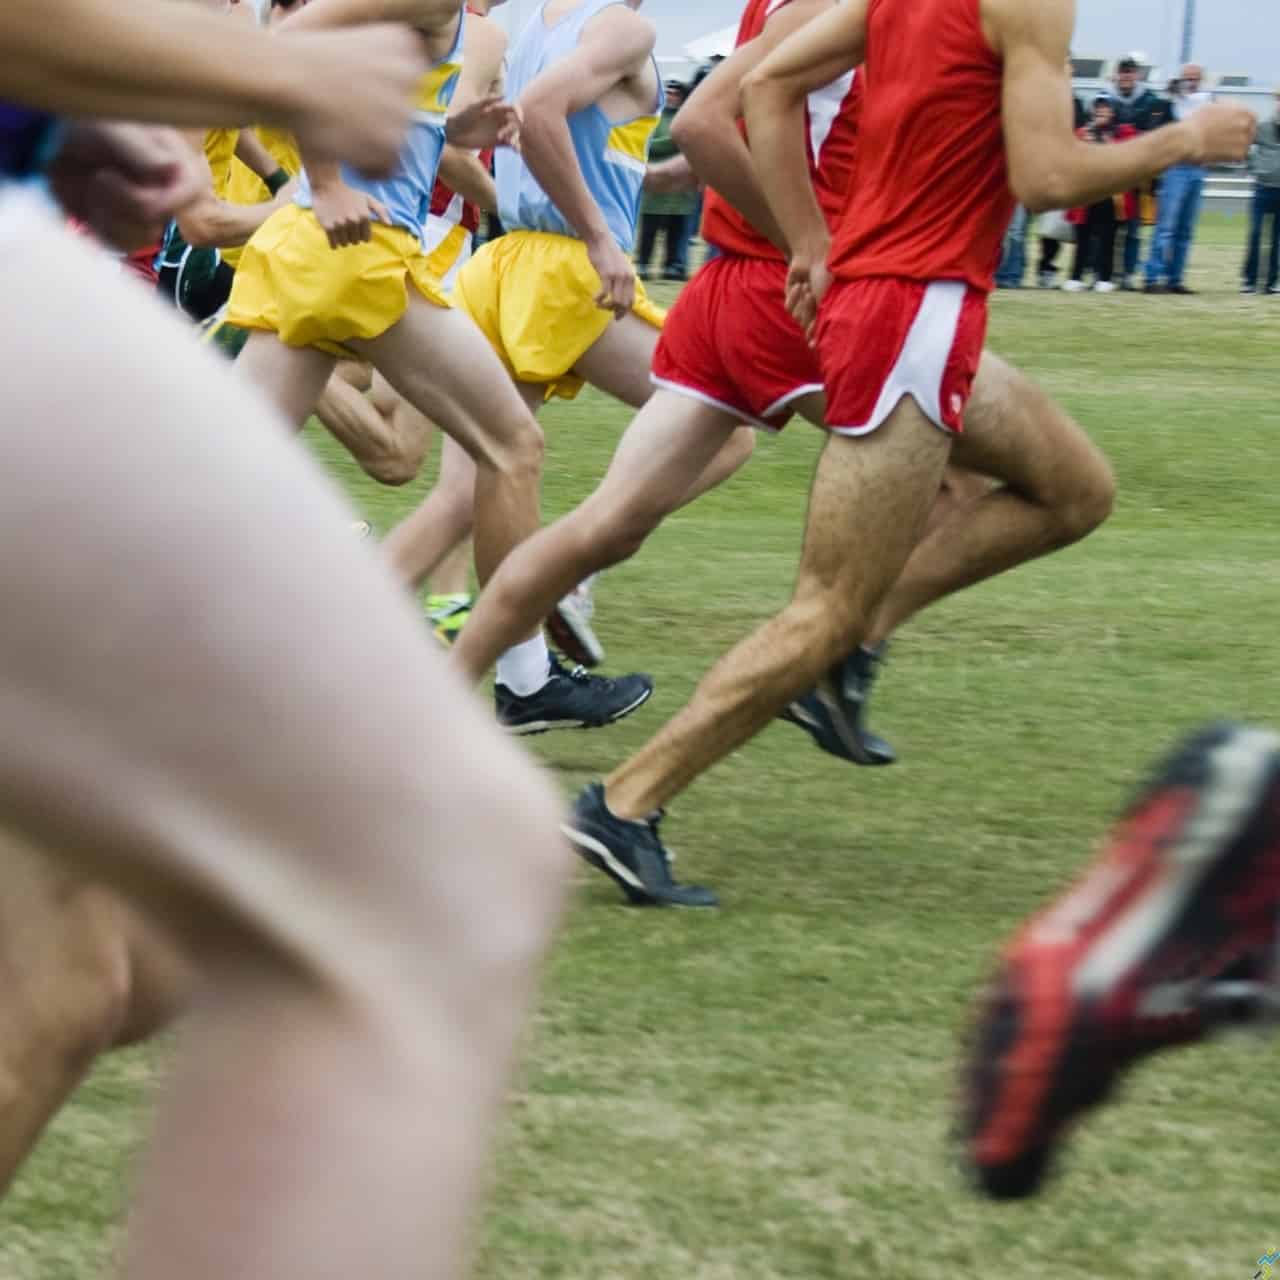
[3,213,1279,1279]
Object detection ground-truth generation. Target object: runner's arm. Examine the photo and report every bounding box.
[173,131,290,249]
[0,0,315,127]
[438,149,497,211]
[643,155,698,194]
[673,0,832,252]
[992,0,1255,210]
[517,6,657,249]
[236,129,289,187]
[741,0,867,266]
[435,10,506,212]
[276,0,429,30]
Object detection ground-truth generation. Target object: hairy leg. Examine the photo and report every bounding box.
[1,211,568,1280]
[452,391,742,681]
[864,351,1114,645]
[604,398,952,820]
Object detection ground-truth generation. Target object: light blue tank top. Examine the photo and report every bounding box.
[497,0,661,253]
[297,12,464,239]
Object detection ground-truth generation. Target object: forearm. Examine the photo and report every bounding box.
[676,118,785,250]
[741,78,827,258]
[236,130,281,184]
[519,107,613,244]
[1028,124,1200,212]
[277,0,421,31]
[0,0,302,128]
[437,147,497,213]
[178,195,279,249]
[644,156,698,195]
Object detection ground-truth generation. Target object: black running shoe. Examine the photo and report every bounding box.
[563,782,719,907]
[960,722,1280,1200]
[496,656,652,736]
[779,646,896,766]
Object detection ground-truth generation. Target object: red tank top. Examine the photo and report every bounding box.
[827,0,1012,293]
[427,4,488,236]
[702,0,861,262]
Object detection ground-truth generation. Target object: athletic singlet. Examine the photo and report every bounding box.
[0,103,59,181]
[296,12,465,239]
[701,0,860,262]
[496,0,661,252]
[827,0,1012,293]
[427,3,487,238]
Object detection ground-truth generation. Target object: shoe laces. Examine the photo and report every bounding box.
[550,655,617,688]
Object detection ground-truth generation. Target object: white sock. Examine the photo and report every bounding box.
[495,633,552,697]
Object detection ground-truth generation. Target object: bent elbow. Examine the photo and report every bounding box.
[671,110,710,164]
[1011,169,1071,215]
[175,211,220,249]
[740,66,770,110]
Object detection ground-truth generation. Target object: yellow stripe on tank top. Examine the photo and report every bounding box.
[417,62,463,115]
[605,115,659,175]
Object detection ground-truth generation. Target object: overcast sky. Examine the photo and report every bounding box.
[495,1,1280,85]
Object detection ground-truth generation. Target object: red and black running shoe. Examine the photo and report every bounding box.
[961,722,1280,1199]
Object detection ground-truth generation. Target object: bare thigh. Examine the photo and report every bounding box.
[572,312,661,409]
[353,297,541,467]
[0,207,562,991]
[235,329,336,429]
[954,350,1114,509]
[795,398,953,616]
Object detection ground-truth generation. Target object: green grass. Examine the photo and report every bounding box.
[4,212,1279,1279]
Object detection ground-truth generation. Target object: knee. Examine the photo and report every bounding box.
[484,415,545,486]
[44,886,140,1069]
[361,441,426,488]
[777,590,867,681]
[575,492,669,568]
[1050,449,1116,547]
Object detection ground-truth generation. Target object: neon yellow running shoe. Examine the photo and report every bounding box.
[427,593,473,646]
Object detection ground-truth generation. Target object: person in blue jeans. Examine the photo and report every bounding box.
[1145,65,1211,294]
[1242,90,1280,293]
[1107,56,1175,288]
[995,204,1029,287]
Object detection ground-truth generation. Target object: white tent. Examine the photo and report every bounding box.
[683,24,737,61]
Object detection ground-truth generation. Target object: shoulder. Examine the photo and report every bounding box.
[581,3,656,50]
[464,10,508,60]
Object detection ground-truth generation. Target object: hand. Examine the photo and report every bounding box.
[1182,104,1257,165]
[312,181,391,248]
[586,234,636,319]
[446,95,523,153]
[50,122,205,251]
[286,25,424,177]
[785,247,831,345]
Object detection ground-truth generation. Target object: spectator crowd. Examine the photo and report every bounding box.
[994,57,1280,297]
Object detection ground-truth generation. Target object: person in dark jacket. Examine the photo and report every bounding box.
[1064,97,1138,292]
[1242,90,1280,293]
[1107,57,1173,287]
[637,80,695,281]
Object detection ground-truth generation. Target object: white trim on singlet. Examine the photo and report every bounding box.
[808,70,855,164]
[422,191,466,254]
[829,281,966,438]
